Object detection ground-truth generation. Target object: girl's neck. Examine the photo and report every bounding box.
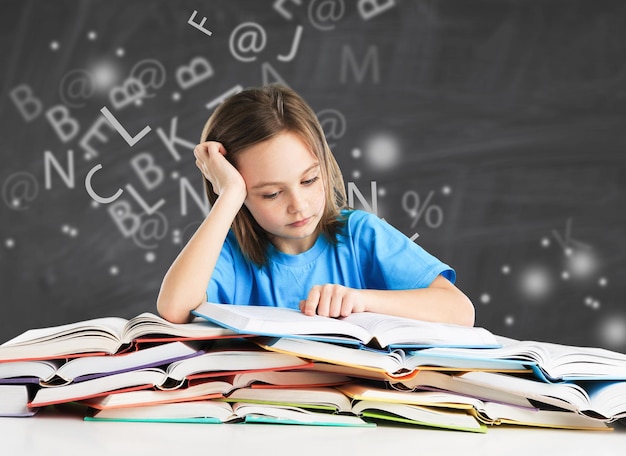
[268,229,321,255]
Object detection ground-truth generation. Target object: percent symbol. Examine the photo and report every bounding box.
[402,190,444,228]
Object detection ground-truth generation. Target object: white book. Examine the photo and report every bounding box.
[192,302,499,349]
[0,314,239,361]
[0,384,36,417]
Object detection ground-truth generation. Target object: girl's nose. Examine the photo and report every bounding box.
[288,190,308,213]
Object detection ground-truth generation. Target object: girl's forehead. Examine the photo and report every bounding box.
[238,132,319,175]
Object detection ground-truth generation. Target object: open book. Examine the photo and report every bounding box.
[338,383,610,431]
[28,349,310,407]
[258,337,524,381]
[397,369,626,422]
[223,385,485,432]
[338,382,486,411]
[85,399,373,427]
[351,401,486,433]
[473,401,610,431]
[192,302,499,349]
[0,341,202,386]
[223,386,355,413]
[0,313,243,362]
[83,370,353,410]
[0,359,63,385]
[412,336,626,382]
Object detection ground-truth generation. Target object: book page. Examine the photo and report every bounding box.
[165,350,310,382]
[339,312,499,348]
[122,313,238,343]
[262,338,405,376]
[225,386,353,412]
[2,317,128,346]
[91,400,234,421]
[52,341,200,383]
[351,401,485,432]
[417,338,626,381]
[193,303,372,344]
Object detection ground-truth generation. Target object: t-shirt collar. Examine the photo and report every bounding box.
[267,234,329,266]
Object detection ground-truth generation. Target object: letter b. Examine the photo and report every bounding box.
[108,200,141,238]
[10,84,43,122]
[176,57,214,90]
[46,105,80,143]
[358,0,395,20]
[131,152,163,191]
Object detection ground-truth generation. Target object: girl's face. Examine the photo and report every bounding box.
[237,131,326,255]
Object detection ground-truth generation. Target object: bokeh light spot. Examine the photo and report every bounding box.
[363,132,401,171]
[517,264,553,302]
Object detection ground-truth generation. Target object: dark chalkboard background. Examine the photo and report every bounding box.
[1,0,625,351]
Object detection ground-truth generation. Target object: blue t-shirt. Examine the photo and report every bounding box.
[207,209,455,309]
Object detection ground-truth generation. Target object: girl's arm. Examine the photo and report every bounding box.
[300,275,475,326]
[156,142,246,323]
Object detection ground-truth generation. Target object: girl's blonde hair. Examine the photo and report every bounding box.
[200,84,347,266]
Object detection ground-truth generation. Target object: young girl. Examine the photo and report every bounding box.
[157,84,474,326]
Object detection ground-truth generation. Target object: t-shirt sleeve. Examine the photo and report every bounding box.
[348,210,455,289]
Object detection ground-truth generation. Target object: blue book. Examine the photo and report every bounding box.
[407,336,626,383]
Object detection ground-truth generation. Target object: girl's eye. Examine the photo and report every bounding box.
[302,176,319,186]
[262,192,280,200]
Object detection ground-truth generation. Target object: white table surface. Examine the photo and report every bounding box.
[2,406,624,456]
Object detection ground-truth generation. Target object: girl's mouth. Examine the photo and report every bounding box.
[289,217,311,228]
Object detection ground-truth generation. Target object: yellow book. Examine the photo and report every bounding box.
[338,382,610,431]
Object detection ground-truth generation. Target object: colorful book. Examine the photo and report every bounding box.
[338,383,610,431]
[473,401,610,431]
[28,348,309,407]
[351,401,487,433]
[84,400,373,426]
[222,386,354,413]
[82,369,351,410]
[258,337,520,381]
[338,382,484,411]
[398,370,626,422]
[0,341,202,386]
[411,336,626,382]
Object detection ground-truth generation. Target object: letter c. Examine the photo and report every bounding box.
[85,164,123,204]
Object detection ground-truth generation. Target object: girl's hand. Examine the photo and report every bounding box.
[193,141,246,199]
[300,284,366,318]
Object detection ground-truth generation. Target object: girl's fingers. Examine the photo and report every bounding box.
[214,142,227,156]
[194,141,225,163]
[302,285,350,318]
[316,288,332,317]
[301,286,321,316]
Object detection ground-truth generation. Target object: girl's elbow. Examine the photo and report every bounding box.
[157,296,190,324]
[458,295,475,327]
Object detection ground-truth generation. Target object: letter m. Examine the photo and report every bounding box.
[340,45,380,84]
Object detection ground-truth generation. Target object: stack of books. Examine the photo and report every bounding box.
[1,302,626,432]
